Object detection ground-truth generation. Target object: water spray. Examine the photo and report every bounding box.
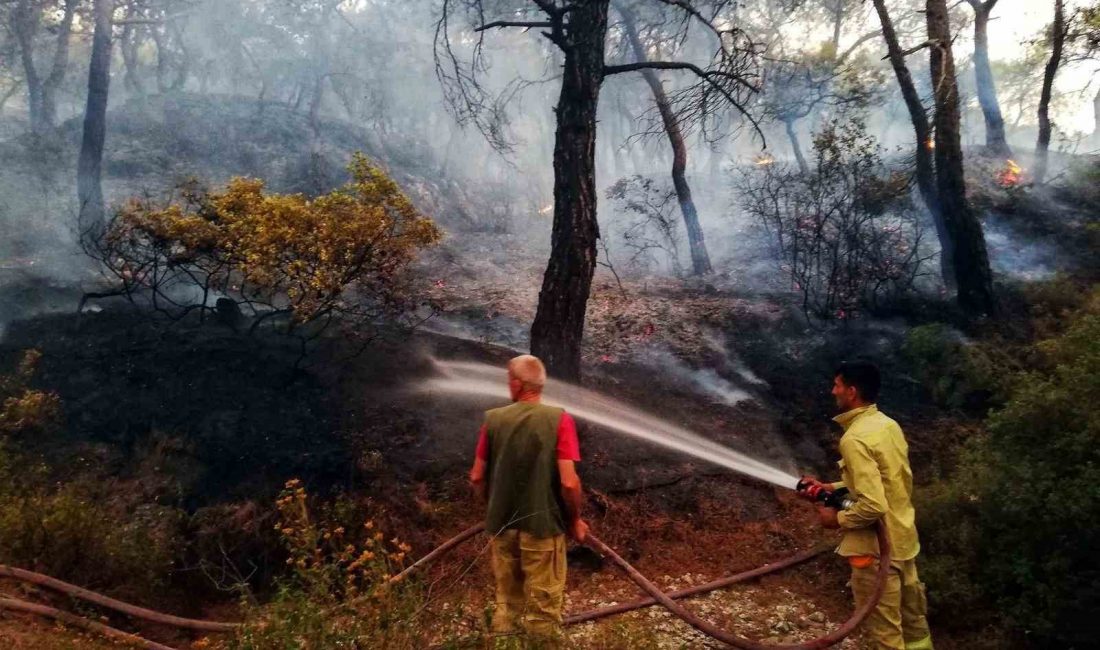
[422,358,802,490]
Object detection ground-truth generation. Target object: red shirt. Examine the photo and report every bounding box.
[475,411,581,462]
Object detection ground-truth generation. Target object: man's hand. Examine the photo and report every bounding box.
[817,505,840,529]
[570,518,590,542]
[797,476,828,502]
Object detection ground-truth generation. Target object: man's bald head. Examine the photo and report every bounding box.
[508,354,546,399]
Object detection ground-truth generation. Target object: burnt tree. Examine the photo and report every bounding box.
[617,4,712,275]
[1035,0,1066,183]
[871,0,953,291]
[438,0,759,379]
[77,0,114,235]
[12,0,77,135]
[927,0,997,315]
[966,0,1011,156]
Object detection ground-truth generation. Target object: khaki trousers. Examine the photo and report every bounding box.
[490,530,567,644]
[850,558,934,650]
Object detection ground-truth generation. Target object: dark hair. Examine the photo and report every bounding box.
[835,361,881,402]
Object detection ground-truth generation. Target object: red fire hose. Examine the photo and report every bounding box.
[0,521,889,649]
[390,519,891,648]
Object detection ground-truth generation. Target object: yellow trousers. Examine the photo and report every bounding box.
[850,558,934,650]
[490,530,567,644]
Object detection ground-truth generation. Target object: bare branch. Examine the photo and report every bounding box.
[475,20,552,32]
[888,39,938,60]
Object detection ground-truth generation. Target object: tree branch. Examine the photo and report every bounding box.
[883,39,937,60]
[604,60,756,91]
[475,20,552,32]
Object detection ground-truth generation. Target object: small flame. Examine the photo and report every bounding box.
[925,137,935,151]
[754,154,775,166]
[997,159,1023,187]
[538,204,553,215]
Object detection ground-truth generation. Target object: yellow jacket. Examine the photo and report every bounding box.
[830,405,920,561]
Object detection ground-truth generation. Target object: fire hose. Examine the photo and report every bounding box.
[0,491,889,649]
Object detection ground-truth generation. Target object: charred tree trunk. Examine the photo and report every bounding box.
[927,0,997,316]
[14,0,76,136]
[1035,0,1065,184]
[784,119,810,175]
[530,1,610,380]
[967,0,1011,156]
[871,0,954,291]
[619,7,712,275]
[78,0,115,236]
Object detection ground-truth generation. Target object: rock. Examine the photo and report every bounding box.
[808,611,826,623]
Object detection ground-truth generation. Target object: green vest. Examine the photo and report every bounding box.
[484,401,566,538]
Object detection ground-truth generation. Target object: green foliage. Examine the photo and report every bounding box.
[0,351,183,599]
[900,325,1005,412]
[976,295,1100,646]
[0,481,183,596]
[917,289,1100,646]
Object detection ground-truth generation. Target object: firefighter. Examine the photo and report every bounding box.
[801,361,934,650]
[468,354,588,646]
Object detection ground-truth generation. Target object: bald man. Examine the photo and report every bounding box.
[469,354,588,644]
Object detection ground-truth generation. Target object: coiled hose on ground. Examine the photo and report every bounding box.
[0,521,888,649]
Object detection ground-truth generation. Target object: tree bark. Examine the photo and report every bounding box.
[1035,0,1065,184]
[871,0,954,291]
[78,0,115,236]
[784,119,810,175]
[927,0,997,316]
[967,0,1011,156]
[530,1,610,380]
[14,0,76,135]
[619,6,712,275]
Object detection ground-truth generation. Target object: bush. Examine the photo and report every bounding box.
[975,295,1100,646]
[0,352,184,602]
[217,480,465,650]
[605,176,683,276]
[0,349,61,437]
[87,153,441,345]
[918,288,1100,647]
[900,324,1005,413]
[739,117,932,322]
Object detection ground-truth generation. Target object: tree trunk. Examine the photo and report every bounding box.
[968,1,1011,156]
[619,7,712,275]
[14,0,75,135]
[871,0,954,291]
[784,119,810,175]
[530,1,610,381]
[1035,0,1065,184]
[121,22,146,97]
[927,0,997,316]
[78,0,114,236]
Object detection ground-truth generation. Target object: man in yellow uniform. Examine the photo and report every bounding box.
[802,361,933,650]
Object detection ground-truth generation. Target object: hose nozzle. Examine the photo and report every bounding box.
[796,476,855,510]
